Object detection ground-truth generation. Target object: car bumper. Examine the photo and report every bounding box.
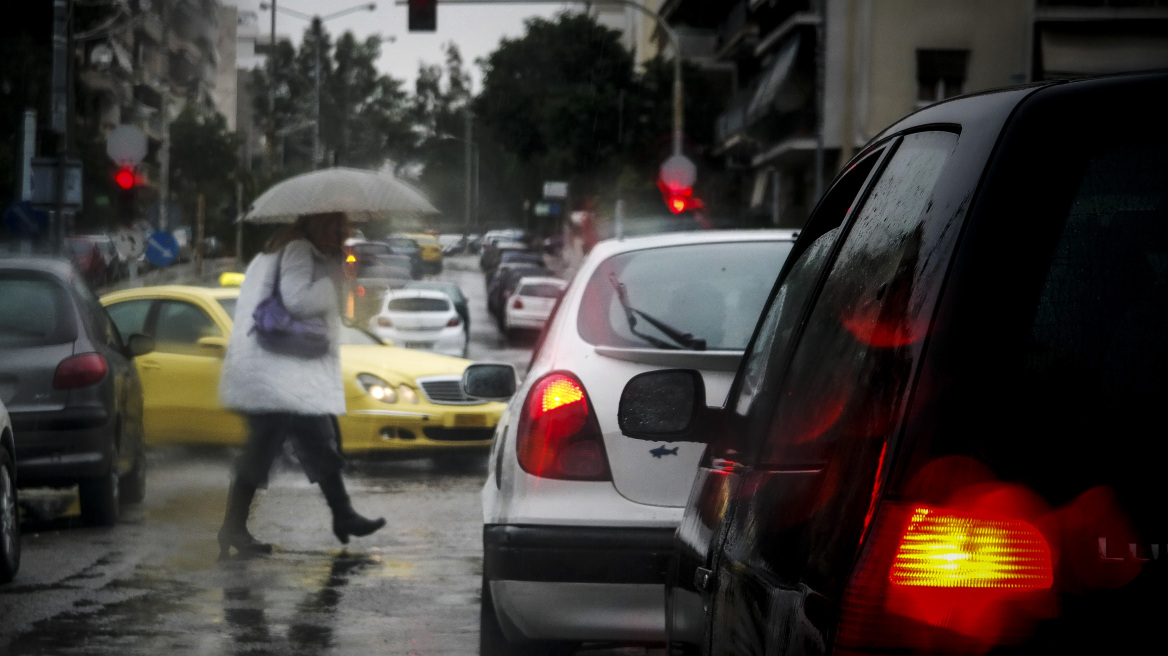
[371,328,466,357]
[9,408,114,485]
[505,310,552,330]
[339,405,501,454]
[483,524,673,642]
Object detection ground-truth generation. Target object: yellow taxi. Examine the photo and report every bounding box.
[402,232,444,274]
[99,285,503,457]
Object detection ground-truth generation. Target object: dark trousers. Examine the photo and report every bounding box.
[234,413,345,488]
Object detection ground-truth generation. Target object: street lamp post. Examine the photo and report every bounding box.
[435,131,480,237]
[260,2,377,170]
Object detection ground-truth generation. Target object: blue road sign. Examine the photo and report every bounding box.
[145,231,179,267]
[4,201,49,238]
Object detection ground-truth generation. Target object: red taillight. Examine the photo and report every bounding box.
[515,372,610,481]
[377,316,393,327]
[447,316,461,327]
[54,353,108,389]
[890,507,1052,589]
[837,503,1055,653]
[356,285,366,297]
[512,298,524,310]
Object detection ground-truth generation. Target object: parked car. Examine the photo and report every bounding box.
[486,250,545,287]
[0,257,153,526]
[613,71,1168,656]
[404,280,471,338]
[65,236,108,288]
[502,276,566,340]
[369,289,468,358]
[401,232,444,274]
[82,234,127,283]
[384,236,425,279]
[100,285,504,458]
[1,398,19,584]
[487,263,555,323]
[481,241,532,278]
[439,233,467,255]
[463,229,798,653]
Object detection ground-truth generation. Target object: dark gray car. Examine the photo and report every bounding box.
[0,257,154,526]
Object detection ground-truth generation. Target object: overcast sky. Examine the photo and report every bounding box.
[224,0,579,93]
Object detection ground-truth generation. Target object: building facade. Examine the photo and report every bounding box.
[663,0,1168,228]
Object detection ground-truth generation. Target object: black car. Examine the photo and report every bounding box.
[485,250,544,288]
[385,236,426,279]
[0,257,154,526]
[1,400,18,584]
[618,72,1168,655]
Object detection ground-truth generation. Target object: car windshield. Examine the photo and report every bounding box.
[387,297,450,312]
[579,241,793,350]
[217,298,237,319]
[340,325,383,346]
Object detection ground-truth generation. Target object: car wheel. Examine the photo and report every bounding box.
[79,458,120,527]
[119,438,147,504]
[0,452,21,584]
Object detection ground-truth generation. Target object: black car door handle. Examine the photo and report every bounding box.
[694,567,714,592]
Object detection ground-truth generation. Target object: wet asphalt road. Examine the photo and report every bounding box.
[1,256,660,655]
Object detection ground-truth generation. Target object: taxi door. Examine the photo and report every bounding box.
[134,298,244,445]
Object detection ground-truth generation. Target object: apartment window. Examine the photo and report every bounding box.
[917,50,969,107]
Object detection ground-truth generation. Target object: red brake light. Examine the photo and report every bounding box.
[512,298,524,310]
[516,372,610,481]
[54,353,108,388]
[377,316,392,328]
[837,503,1055,653]
[446,316,461,327]
[890,507,1052,590]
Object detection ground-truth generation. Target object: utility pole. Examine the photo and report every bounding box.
[464,110,473,235]
[314,17,323,169]
[50,0,71,254]
[159,91,170,230]
[266,0,277,175]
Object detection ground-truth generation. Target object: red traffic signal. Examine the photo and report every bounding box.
[408,0,436,32]
[114,167,135,190]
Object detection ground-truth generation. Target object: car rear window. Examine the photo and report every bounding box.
[519,282,563,298]
[387,297,449,312]
[0,275,77,347]
[578,240,793,350]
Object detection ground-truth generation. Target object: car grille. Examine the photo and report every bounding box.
[422,427,494,442]
[417,375,485,405]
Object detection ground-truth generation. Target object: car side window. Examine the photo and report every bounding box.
[106,300,154,340]
[711,147,887,461]
[71,276,122,350]
[761,130,959,469]
[154,301,221,356]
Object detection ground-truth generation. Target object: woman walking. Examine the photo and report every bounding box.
[217,212,385,558]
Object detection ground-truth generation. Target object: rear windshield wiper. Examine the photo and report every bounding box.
[608,273,706,351]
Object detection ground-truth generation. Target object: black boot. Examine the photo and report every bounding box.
[319,473,386,544]
[217,481,274,560]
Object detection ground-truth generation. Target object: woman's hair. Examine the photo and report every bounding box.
[264,212,351,258]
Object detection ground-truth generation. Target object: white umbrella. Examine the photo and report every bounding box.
[242,167,439,225]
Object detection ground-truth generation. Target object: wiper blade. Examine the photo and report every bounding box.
[608,273,706,351]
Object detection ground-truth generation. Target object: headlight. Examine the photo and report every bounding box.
[398,384,418,404]
[357,374,398,403]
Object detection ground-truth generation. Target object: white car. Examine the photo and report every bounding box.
[470,230,798,653]
[502,276,567,339]
[369,289,468,358]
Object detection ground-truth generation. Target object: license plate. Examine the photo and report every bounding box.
[404,341,433,349]
[454,414,487,427]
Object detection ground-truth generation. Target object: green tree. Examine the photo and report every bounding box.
[168,104,240,247]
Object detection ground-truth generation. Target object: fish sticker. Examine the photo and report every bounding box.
[650,445,679,458]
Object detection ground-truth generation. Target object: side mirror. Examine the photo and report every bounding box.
[127,333,155,358]
[618,369,708,441]
[197,335,229,357]
[462,363,517,401]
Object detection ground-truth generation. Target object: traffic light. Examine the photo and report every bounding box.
[114,166,137,220]
[114,166,135,190]
[408,0,436,32]
[658,180,704,214]
[657,154,701,214]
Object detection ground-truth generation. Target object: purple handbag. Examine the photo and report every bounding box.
[250,248,330,358]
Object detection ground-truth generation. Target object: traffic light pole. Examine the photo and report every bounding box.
[400,0,684,156]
